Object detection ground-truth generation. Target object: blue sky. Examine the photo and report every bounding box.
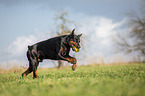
[0,0,142,68]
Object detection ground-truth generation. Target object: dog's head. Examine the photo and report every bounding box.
[68,29,82,52]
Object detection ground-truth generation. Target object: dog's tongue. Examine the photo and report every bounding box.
[74,46,80,52]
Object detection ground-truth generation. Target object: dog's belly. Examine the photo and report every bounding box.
[43,52,59,60]
[45,56,59,60]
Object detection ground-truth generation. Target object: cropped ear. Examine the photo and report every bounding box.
[78,34,82,38]
[70,29,75,37]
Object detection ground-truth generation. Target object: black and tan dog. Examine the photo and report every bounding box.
[22,29,82,78]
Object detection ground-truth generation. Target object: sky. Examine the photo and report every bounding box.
[0,0,142,69]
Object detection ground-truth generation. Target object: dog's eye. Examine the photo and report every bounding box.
[77,38,80,42]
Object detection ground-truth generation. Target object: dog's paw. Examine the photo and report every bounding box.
[72,64,76,71]
[70,58,77,64]
[22,73,26,77]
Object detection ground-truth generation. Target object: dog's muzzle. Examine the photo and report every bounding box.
[72,44,80,52]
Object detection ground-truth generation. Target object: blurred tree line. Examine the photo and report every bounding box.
[115,2,145,62]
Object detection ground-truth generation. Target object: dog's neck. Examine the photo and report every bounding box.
[61,35,70,48]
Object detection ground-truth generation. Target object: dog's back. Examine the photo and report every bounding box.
[37,36,62,60]
[28,35,68,60]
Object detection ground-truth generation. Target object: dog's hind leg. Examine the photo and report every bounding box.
[22,66,33,77]
[32,60,39,79]
[22,50,33,77]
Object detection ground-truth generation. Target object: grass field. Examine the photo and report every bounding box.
[0,64,145,96]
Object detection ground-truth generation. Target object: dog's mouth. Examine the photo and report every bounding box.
[71,44,80,52]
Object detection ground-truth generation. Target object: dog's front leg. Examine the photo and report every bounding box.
[66,57,77,64]
[72,64,76,71]
[63,57,77,71]
[58,54,77,70]
[58,53,77,64]
[64,57,77,71]
[66,57,77,71]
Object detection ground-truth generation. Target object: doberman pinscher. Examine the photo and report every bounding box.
[22,29,82,78]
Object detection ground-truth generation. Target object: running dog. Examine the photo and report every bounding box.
[22,29,82,78]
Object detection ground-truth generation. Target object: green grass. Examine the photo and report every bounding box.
[0,64,145,96]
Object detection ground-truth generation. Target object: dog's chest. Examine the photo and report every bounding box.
[61,46,70,56]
